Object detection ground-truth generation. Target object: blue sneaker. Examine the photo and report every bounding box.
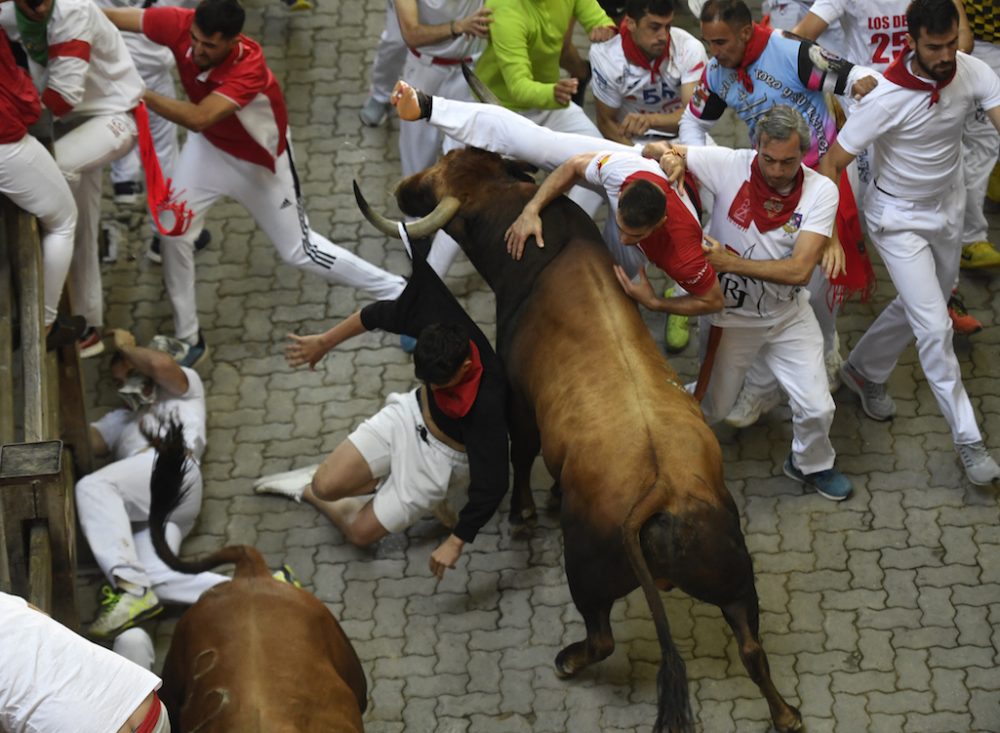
[400,335,417,353]
[177,332,208,368]
[782,454,852,501]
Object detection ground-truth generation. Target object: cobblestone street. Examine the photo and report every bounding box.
[74,1,1000,730]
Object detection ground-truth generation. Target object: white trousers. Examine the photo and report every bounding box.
[850,184,981,444]
[430,97,630,218]
[0,134,77,325]
[54,112,137,328]
[702,291,836,474]
[961,41,1000,245]
[161,133,406,341]
[369,0,408,104]
[400,59,477,177]
[111,54,178,186]
[75,450,228,601]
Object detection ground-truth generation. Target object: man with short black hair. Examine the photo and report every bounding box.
[258,242,510,579]
[817,0,1000,486]
[589,0,707,145]
[103,0,407,368]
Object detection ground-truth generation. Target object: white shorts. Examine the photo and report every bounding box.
[348,389,469,533]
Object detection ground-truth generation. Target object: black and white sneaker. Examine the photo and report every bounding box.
[147,229,212,264]
[113,181,144,205]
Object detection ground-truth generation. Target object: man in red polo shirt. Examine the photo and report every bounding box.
[103,0,407,367]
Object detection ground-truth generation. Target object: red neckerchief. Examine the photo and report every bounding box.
[883,49,955,108]
[135,692,162,733]
[135,103,193,236]
[619,18,670,84]
[727,155,803,232]
[431,340,483,419]
[735,22,772,92]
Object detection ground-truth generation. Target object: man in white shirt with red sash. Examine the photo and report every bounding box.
[104,0,407,367]
[818,0,1000,486]
[656,104,852,501]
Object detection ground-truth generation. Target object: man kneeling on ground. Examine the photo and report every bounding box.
[257,241,509,578]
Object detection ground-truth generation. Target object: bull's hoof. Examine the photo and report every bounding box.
[553,644,585,679]
[773,705,804,733]
[508,508,537,539]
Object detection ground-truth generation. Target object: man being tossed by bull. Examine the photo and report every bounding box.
[653,104,852,500]
[392,80,724,318]
[256,237,509,578]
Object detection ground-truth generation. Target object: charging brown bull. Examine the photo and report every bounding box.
[147,423,367,733]
[355,147,802,733]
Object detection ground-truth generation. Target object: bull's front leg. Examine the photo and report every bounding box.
[507,391,540,535]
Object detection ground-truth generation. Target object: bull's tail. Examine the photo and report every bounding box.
[622,481,693,733]
[149,422,270,579]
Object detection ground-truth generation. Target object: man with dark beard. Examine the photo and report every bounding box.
[818,0,1000,486]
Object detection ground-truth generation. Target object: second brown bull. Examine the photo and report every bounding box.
[356,147,802,733]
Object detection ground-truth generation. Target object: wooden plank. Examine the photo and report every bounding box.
[57,340,94,477]
[0,202,14,445]
[0,506,10,594]
[0,484,34,595]
[46,451,77,627]
[8,206,48,442]
[27,521,52,613]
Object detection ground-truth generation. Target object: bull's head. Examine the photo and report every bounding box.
[354,148,536,242]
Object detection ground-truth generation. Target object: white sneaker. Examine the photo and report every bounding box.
[253,464,320,501]
[359,97,389,127]
[87,586,162,639]
[724,386,783,428]
[956,442,1000,486]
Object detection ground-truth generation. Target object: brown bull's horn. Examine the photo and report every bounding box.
[462,63,502,106]
[353,180,460,240]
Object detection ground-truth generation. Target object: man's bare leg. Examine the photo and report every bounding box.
[306,439,390,547]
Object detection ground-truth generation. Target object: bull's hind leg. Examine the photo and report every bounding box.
[554,598,615,678]
[721,594,803,733]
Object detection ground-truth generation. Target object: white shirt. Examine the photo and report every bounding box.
[31,0,144,119]
[810,0,911,72]
[0,592,161,733]
[93,366,207,461]
[410,0,485,59]
[837,52,1000,199]
[686,146,838,327]
[589,27,707,120]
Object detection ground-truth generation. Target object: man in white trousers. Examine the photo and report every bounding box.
[103,0,407,367]
[79,329,228,639]
[0,29,78,340]
[361,0,408,127]
[818,0,1000,486]
[657,105,852,500]
[14,0,144,357]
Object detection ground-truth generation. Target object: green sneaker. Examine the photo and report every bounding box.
[663,287,690,353]
[87,585,162,639]
[272,564,303,589]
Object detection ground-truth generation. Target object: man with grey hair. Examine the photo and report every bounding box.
[653,104,852,501]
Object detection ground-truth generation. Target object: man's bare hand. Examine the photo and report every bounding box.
[105,328,136,351]
[456,7,492,37]
[614,264,657,308]
[821,235,847,280]
[285,333,330,370]
[589,24,616,42]
[701,234,734,271]
[504,209,544,260]
[850,75,877,100]
[620,112,653,138]
[429,534,464,579]
[553,78,579,106]
[658,146,686,185]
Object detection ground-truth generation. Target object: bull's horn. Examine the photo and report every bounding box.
[462,63,502,106]
[353,180,460,240]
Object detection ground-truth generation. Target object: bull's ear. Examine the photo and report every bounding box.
[503,159,539,182]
